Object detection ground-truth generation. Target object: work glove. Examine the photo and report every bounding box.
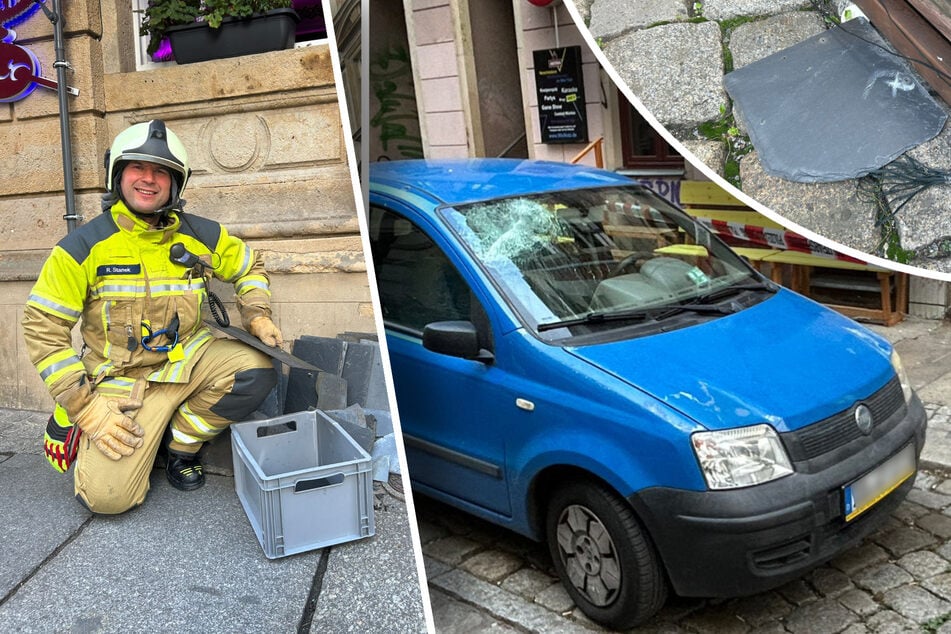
[61,379,146,461]
[249,315,283,347]
[43,406,79,473]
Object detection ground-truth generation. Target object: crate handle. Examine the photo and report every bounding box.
[256,420,298,438]
[295,473,346,493]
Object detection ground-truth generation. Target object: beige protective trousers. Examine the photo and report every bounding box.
[74,339,275,514]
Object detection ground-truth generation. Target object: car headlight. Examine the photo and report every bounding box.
[890,350,913,403]
[691,424,793,490]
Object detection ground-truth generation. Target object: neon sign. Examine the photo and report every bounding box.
[0,1,63,102]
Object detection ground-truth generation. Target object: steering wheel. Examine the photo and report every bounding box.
[608,253,640,278]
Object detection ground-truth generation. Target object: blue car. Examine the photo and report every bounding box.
[368,159,926,629]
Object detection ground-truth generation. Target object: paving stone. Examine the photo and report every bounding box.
[602,21,726,128]
[892,501,930,524]
[0,473,322,633]
[832,543,889,576]
[738,151,879,255]
[882,584,951,624]
[853,562,914,595]
[731,591,792,627]
[938,541,951,561]
[701,0,810,21]
[431,568,594,634]
[840,624,870,634]
[727,11,825,70]
[917,470,947,491]
[837,588,880,618]
[935,480,951,497]
[458,549,524,583]
[783,597,858,634]
[589,0,689,41]
[0,456,90,599]
[308,499,426,633]
[417,519,449,544]
[534,581,575,614]
[500,567,560,599]
[897,121,951,264]
[682,604,752,634]
[424,555,453,580]
[681,139,727,176]
[865,609,920,632]
[875,526,938,558]
[810,566,854,598]
[424,535,483,566]
[777,578,817,606]
[896,550,950,579]
[749,622,789,634]
[907,488,951,511]
[939,619,951,634]
[429,587,521,633]
[923,572,951,602]
[572,0,593,23]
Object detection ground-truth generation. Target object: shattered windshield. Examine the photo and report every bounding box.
[441,185,763,338]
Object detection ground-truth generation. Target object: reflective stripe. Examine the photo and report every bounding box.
[171,427,204,445]
[38,351,84,386]
[91,359,115,378]
[224,245,254,283]
[150,282,204,295]
[235,278,270,296]
[26,294,81,321]
[148,330,213,383]
[178,402,215,435]
[91,283,145,295]
[96,376,137,398]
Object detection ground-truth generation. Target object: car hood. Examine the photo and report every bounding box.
[564,290,895,432]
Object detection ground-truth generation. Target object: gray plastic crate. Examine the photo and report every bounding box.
[231,410,375,559]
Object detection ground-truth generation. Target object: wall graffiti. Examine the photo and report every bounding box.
[635,177,681,207]
[369,46,423,161]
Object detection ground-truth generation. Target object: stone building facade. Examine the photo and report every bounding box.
[4,2,373,410]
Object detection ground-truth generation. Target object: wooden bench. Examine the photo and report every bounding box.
[678,181,908,326]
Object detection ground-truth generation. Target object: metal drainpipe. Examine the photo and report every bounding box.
[52,0,78,233]
[35,0,78,233]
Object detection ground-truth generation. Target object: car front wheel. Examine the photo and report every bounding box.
[545,481,667,629]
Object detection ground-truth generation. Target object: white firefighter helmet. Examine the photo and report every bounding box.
[105,120,191,212]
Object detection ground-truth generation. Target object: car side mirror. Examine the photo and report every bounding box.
[422,320,494,363]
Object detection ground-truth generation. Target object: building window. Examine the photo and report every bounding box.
[132,0,329,70]
[618,92,684,172]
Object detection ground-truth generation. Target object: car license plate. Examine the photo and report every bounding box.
[843,443,916,522]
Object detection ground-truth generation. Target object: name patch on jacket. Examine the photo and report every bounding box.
[97,264,141,276]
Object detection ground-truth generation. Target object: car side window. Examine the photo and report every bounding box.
[370,205,474,332]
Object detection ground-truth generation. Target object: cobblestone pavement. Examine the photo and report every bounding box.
[419,463,951,633]
[416,319,951,632]
[565,0,951,273]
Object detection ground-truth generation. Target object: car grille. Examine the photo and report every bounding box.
[782,376,905,462]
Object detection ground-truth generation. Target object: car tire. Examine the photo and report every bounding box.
[545,481,667,629]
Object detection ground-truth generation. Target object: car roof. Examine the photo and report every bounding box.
[369,158,635,207]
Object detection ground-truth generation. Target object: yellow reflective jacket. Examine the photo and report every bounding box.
[23,202,272,402]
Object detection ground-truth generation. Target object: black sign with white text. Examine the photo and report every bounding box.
[533,46,588,144]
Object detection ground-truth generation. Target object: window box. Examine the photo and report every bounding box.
[167,9,300,64]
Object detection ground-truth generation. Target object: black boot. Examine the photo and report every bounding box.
[166,451,205,491]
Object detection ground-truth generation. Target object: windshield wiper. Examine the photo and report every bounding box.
[537,309,651,332]
[536,301,736,332]
[695,279,779,304]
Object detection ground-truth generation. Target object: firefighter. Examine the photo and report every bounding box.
[23,120,283,514]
